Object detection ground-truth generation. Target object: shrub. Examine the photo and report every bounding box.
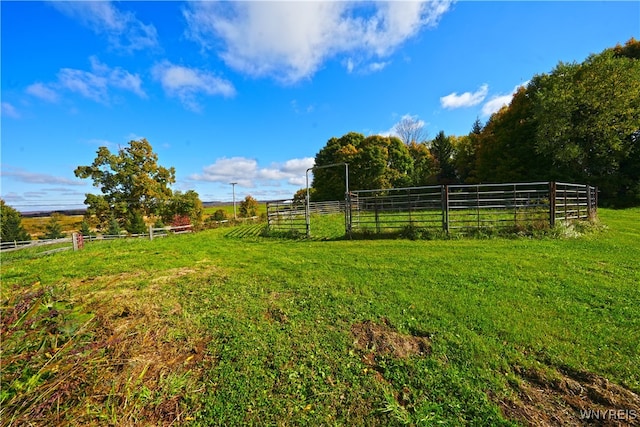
[171,215,191,228]
[239,196,259,218]
[212,209,228,221]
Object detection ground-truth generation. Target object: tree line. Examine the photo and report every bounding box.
[311,39,640,206]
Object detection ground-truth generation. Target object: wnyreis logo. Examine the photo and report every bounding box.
[579,409,638,421]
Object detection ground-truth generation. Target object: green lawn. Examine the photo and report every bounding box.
[1,208,638,425]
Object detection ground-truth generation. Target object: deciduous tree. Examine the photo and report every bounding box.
[312,132,414,200]
[533,46,640,202]
[394,115,427,145]
[239,195,259,217]
[75,139,175,229]
[161,190,204,229]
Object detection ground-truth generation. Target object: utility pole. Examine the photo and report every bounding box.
[230,182,237,219]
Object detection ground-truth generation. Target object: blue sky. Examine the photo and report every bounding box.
[2,1,638,212]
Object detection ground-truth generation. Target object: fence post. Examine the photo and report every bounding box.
[549,182,556,227]
[375,194,380,234]
[586,184,592,219]
[73,233,78,251]
[149,225,153,241]
[442,185,449,233]
[476,185,480,229]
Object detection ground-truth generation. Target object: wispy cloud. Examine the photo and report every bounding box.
[290,100,315,114]
[1,102,20,118]
[27,56,145,105]
[440,84,489,109]
[190,156,314,187]
[50,1,158,53]
[481,82,529,116]
[26,83,60,103]
[152,61,235,111]
[183,1,453,84]
[1,166,84,186]
[60,56,146,103]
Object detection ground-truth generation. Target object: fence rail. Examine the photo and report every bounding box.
[265,200,344,233]
[1,224,194,253]
[1,237,72,252]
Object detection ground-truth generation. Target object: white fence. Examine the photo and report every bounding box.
[1,224,193,253]
[1,237,72,253]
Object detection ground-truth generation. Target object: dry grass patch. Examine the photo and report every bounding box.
[1,267,213,426]
[495,365,640,426]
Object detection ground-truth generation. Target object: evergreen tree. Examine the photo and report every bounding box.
[79,220,95,236]
[0,199,31,242]
[106,216,122,236]
[126,211,147,235]
[43,214,65,239]
[430,131,457,184]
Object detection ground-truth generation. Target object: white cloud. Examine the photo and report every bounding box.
[51,1,158,52]
[26,83,59,102]
[1,192,25,203]
[152,61,235,111]
[183,1,453,83]
[190,156,314,187]
[368,61,390,72]
[481,94,513,116]
[1,102,20,118]
[281,158,315,175]
[29,56,145,104]
[440,84,489,109]
[481,81,529,116]
[125,133,146,142]
[1,166,84,186]
[190,157,257,187]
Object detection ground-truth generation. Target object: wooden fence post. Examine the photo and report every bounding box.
[149,225,153,241]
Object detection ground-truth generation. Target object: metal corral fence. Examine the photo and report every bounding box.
[351,182,597,233]
[266,182,597,237]
[266,200,344,233]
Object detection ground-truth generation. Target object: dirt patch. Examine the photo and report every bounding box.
[264,306,289,324]
[351,318,431,362]
[495,366,640,426]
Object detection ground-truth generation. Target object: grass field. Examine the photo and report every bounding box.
[1,208,639,426]
[21,215,85,239]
